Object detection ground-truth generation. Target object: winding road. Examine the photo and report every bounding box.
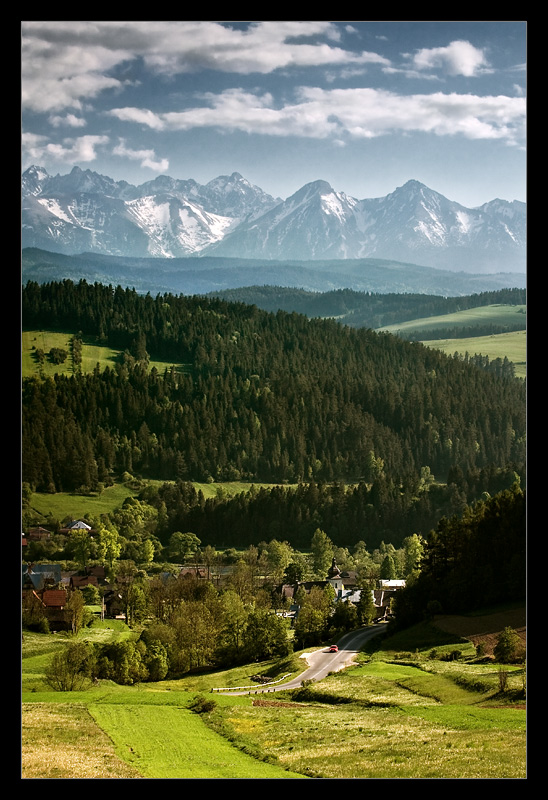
[220,623,387,695]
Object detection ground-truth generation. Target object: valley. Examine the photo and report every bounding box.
[22,604,526,779]
[21,19,527,782]
[21,277,527,780]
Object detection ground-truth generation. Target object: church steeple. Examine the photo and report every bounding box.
[327,557,341,579]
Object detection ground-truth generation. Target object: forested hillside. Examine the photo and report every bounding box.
[211,286,526,332]
[22,279,525,548]
[393,483,526,624]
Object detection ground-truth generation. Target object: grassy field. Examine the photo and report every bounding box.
[424,329,526,379]
[26,483,140,521]
[26,480,301,523]
[373,304,526,380]
[21,623,305,780]
[22,330,190,379]
[21,608,526,780]
[378,303,526,336]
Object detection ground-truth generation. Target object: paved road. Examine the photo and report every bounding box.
[219,624,387,696]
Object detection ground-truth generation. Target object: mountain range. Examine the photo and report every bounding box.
[22,166,525,274]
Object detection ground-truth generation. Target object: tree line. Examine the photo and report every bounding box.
[392,483,526,627]
[400,322,525,343]
[132,467,523,553]
[211,286,526,331]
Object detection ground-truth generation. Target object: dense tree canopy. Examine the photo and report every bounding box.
[22,280,526,502]
[392,484,526,626]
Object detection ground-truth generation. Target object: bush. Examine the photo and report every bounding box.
[44,641,96,691]
[144,642,169,681]
[497,667,509,692]
[188,694,217,714]
[441,649,462,662]
[494,627,525,664]
[95,640,149,685]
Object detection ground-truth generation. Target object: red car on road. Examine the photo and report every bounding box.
[328,645,338,652]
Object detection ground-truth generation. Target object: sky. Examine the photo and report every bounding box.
[21,20,527,208]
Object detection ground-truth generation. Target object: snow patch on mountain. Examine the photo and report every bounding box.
[21,166,526,273]
[36,197,74,225]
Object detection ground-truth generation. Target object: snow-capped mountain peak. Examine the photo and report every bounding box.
[21,166,525,272]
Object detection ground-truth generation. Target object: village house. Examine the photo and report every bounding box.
[22,578,69,631]
[289,558,406,621]
[69,574,99,590]
[22,562,62,591]
[102,587,125,618]
[26,526,52,542]
[40,588,68,630]
[179,566,208,580]
[59,520,95,535]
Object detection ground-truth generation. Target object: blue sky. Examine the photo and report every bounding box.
[21,21,526,207]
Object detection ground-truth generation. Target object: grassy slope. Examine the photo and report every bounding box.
[26,483,140,520]
[424,329,526,378]
[25,480,300,524]
[377,303,526,335]
[21,330,190,379]
[22,607,526,780]
[372,304,526,379]
[209,608,526,779]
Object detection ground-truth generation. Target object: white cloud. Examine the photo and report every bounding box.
[21,21,391,114]
[22,133,109,164]
[109,86,526,146]
[22,131,49,161]
[48,113,87,128]
[108,107,166,130]
[113,20,389,75]
[410,40,491,77]
[113,139,169,171]
[21,29,129,112]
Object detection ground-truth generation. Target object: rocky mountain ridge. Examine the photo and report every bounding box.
[22,166,526,273]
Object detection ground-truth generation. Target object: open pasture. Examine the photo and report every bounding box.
[22,612,526,780]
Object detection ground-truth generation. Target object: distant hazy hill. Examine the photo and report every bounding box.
[22,248,526,298]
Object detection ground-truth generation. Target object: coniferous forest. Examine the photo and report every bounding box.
[22,279,526,552]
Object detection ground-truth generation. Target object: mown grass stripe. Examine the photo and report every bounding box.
[88,704,306,779]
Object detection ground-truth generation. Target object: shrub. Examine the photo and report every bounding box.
[95,640,149,685]
[497,667,509,692]
[442,649,462,662]
[44,642,95,691]
[188,694,217,714]
[494,627,524,664]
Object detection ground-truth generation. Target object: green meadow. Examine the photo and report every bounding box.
[22,616,526,780]
[377,303,526,336]
[425,329,526,379]
[25,480,301,525]
[22,330,190,379]
[373,304,526,379]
